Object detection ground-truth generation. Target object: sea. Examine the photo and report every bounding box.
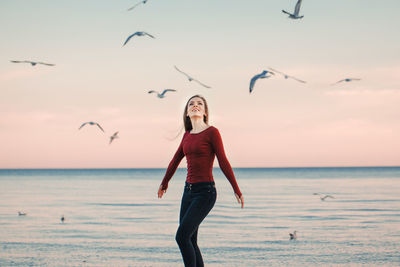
[1,167,400,267]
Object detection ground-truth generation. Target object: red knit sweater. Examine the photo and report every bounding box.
[161,126,242,197]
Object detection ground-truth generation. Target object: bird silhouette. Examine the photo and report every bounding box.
[249,70,274,93]
[78,122,104,132]
[123,31,155,46]
[313,193,335,201]
[282,0,304,19]
[148,89,177,98]
[109,131,119,144]
[268,67,306,83]
[174,66,211,88]
[289,230,298,240]
[18,211,27,216]
[331,78,361,85]
[127,0,148,11]
[61,215,65,223]
[10,60,55,66]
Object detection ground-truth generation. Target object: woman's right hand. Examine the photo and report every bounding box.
[158,185,166,198]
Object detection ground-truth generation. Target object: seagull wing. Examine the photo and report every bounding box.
[127,1,142,11]
[174,66,191,79]
[78,122,88,130]
[289,76,306,83]
[95,123,105,132]
[294,0,303,15]
[249,74,261,93]
[331,79,345,85]
[10,60,24,63]
[193,79,211,88]
[148,90,158,94]
[123,32,138,46]
[37,62,55,66]
[268,67,285,76]
[161,89,176,96]
[144,32,155,38]
[282,10,292,15]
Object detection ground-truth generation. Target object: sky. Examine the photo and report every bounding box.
[1,0,399,168]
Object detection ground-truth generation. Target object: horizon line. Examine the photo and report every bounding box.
[1,165,400,170]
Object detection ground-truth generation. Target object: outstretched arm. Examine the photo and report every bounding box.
[211,128,243,208]
[158,134,186,198]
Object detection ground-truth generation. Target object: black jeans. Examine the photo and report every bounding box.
[176,182,217,267]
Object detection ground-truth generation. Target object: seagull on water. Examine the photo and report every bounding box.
[174,66,211,88]
[18,211,27,216]
[249,70,274,93]
[313,193,335,201]
[282,0,304,19]
[127,0,148,11]
[268,67,306,83]
[10,60,55,66]
[78,122,104,132]
[61,215,65,223]
[331,78,361,85]
[109,131,119,144]
[289,230,298,240]
[123,31,155,46]
[148,89,176,98]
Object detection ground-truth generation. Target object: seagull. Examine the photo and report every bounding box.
[61,215,65,223]
[127,0,148,11]
[123,31,155,46]
[174,66,211,88]
[78,122,105,132]
[289,230,298,240]
[249,70,274,93]
[148,89,176,98]
[282,0,304,19]
[18,211,27,216]
[331,78,361,85]
[268,67,306,83]
[10,60,55,66]
[109,131,119,144]
[313,193,335,201]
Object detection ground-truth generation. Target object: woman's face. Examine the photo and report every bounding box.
[187,97,206,119]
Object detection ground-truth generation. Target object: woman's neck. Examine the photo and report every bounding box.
[190,117,208,133]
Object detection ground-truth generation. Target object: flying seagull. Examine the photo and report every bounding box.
[268,67,306,83]
[109,131,119,144]
[313,193,335,201]
[331,78,361,85]
[282,0,304,19]
[148,89,176,98]
[78,122,104,132]
[289,230,298,240]
[123,31,155,46]
[174,66,211,88]
[10,60,55,66]
[127,0,148,11]
[249,70,274,93]
[18,211,27,216]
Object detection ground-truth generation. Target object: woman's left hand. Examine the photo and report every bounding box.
[235,193,244,209]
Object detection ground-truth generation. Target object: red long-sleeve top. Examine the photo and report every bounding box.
[160,126,242,197]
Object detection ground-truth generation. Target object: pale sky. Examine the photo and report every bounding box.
[1,0,399,168]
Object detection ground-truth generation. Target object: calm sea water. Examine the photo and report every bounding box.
[1,167,400,266]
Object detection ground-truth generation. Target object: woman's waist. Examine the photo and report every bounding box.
[184,180,215,191]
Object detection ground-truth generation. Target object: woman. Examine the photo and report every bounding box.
[158,95,244,267]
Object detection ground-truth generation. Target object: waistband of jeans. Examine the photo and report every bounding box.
[185,181,215,190]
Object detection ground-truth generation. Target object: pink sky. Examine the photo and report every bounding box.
[1,1,399,168]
